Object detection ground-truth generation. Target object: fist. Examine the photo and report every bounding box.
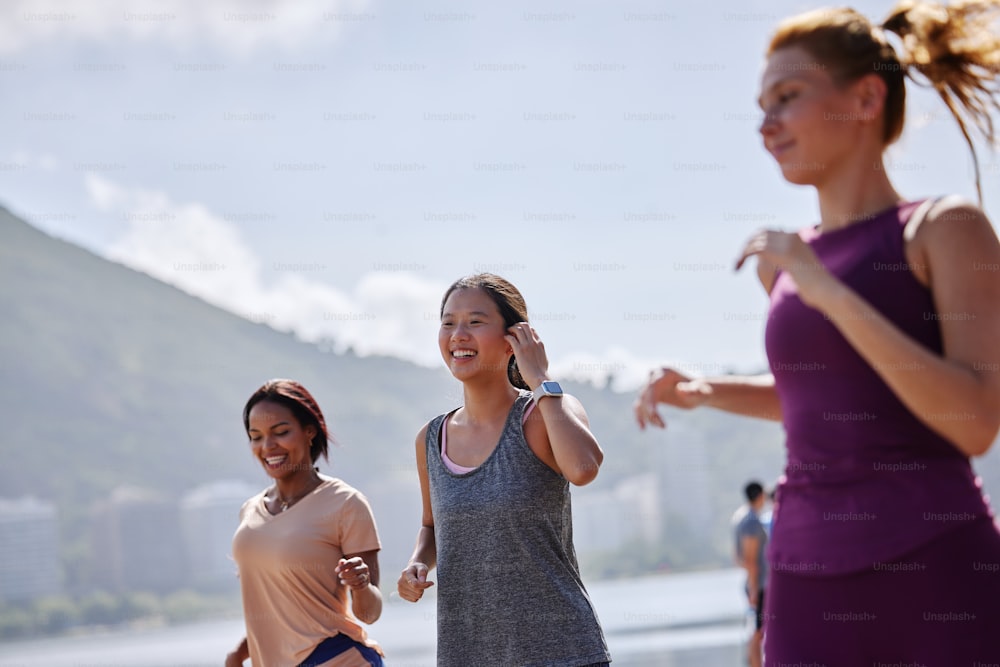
[397,562,434,602]
[335,557,370,590]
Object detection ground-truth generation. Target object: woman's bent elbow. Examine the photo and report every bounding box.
[958,418,1000,458]
[566,453,603,486]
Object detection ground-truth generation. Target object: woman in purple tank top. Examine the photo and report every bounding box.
[635,2,1000,665]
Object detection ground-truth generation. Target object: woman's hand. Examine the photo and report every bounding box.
[634,367,713,429]
[397,562,434,602]
[224,637,248,667]
[505,322,549,390]
[735,229,840,309]
[336,556,371,590]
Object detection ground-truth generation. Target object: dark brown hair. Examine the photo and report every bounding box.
[440,273,531,390]
[243,379,331,463]
[744,481,766,503]
[767,1,1000,201]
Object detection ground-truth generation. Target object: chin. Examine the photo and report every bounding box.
[261,460,299,479]
[448,366,475,383]
[779,164,823,187]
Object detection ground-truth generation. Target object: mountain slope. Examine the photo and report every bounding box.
[0,207,464,568]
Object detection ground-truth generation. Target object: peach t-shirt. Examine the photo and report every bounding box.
[232,476,382,666]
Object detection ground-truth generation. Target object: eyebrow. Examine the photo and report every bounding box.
[248,420,291,433]
[441,310,492,318]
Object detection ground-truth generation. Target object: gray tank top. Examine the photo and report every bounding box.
[426,391,611,667]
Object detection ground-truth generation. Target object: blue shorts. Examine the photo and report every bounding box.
[297,634,384,667]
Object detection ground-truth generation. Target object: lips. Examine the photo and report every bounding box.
[451,349,477,358]
[768,139,795,161]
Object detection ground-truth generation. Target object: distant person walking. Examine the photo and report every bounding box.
[397,273,611,667]
[731,481,769,667]
[635,2,1000,663]
[228,379,384,667]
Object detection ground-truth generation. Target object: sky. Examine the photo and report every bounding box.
[3,0,998,391]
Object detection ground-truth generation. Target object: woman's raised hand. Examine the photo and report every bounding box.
[634,367,713,430]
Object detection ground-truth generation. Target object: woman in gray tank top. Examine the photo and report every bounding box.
[396,273,612,667]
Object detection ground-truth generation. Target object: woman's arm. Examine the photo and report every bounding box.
[338,550,382,624]
[821,202,1000,455]
[635,255,782,430]
[529,393,604,486]
[736,201,1000,456]
[634,368,782,428]
[397,426,436,602]
[506,321,604,485]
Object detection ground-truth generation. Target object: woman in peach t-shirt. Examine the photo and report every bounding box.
[227,379,385,667]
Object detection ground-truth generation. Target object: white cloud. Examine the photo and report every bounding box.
[1,0,370,56]
[83,175,690,384]
[82,173,703,385]
[85,174,447,366]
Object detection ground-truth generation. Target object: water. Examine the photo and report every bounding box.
[0,569,749,666]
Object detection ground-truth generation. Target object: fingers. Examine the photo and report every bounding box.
[504,321,528,341]
[634,387,666,430]
[506,321,534,336]
[508,321,548,346]
[734,235,761,271]
[506,322,548,385]
[336,557,370,590]
[396,563,434,602]
[736,228,784,271]
[634,367,709,427]
[633,398,648,430]
[736,229,809,272]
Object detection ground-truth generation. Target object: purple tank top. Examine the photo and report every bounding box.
[765,200,994,575]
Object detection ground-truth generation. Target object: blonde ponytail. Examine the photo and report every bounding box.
[883,0,1000,202]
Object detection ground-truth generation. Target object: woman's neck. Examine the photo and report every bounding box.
[275,468,321,499]
[816,156,902,233]
[459,379,520,425]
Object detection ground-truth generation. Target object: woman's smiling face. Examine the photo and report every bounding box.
[247,400,316,479]
[439,287,511,383]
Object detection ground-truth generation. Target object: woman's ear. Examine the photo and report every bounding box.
[854,73,888,122]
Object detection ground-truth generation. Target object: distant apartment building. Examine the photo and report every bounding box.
[180,480,258,591]
[655,426,714,538]
[0,497,62,602]
[90,487,186,594]
[573,473,661,554]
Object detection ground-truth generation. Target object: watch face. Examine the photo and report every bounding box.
[540,381,563,395]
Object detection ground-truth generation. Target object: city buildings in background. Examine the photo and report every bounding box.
[89,487,188,594]
[0,497,61,602]
[3,459,727,605]
[180,480,259,592]
[0,480,259,604]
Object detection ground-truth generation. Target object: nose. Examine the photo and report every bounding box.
[758,109,778,137]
